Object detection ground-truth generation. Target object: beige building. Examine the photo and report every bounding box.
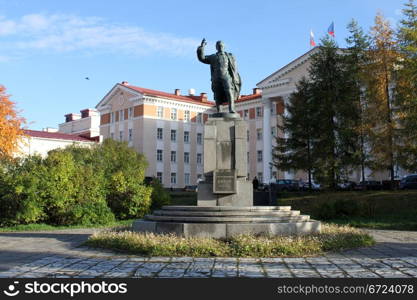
[18,129,98,158]
[95,48,406,187]
[59,108,101,139]
[96,82,215,187]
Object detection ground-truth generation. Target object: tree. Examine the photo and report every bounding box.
[308,37,362,188]
[396,0,417,172]
[273,78,317,189]
[345,19,372,181]
[364,13,400,182]
[0,85,26,158]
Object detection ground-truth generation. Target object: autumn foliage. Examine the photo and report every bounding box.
[0,85,26,158]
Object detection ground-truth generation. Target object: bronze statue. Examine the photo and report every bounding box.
[197,39,241,114]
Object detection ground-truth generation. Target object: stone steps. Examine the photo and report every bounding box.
[133,205,320,238]
[144,215,310,223]
[161,206,292,211]
[152,210,301,217]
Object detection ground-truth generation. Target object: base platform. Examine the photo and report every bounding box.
[132,206,321,238]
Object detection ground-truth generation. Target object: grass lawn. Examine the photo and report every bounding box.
[279,190,417,231]
[85,224,375,257]
[0,219,135,232]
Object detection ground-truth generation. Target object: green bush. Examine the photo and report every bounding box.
[333,199,361,217]
[0,139,151,226]
[150,178,171,210]
[0,156,46,225]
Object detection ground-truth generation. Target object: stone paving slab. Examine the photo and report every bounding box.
[0,229,416,278]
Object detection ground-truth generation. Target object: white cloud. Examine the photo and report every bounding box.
[0,13,200,57]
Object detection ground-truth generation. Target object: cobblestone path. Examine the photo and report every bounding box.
[0,229,416,278]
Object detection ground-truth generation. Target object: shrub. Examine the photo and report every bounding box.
[0,139,152,226]
[150,178,171,210]
[0,156,46,225]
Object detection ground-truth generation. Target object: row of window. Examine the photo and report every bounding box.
[110,108,133,123]
[157,128,202,144]
[242,106,278,120]
[110,129,133,142]
[157,150,202,164]
[157,107,204,122]
[245,127,277,141]
[156,172,203,185]
[246,151,263,162]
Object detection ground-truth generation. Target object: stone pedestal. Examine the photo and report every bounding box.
[197,116,253,207]
[132,114,321,238]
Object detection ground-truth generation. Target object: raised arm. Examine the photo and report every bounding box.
[197,38,210,64]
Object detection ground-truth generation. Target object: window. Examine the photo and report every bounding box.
[110,132,114,139]
[184,110,190,122]
[184,131,190,143]
[171,108,177,120]
[247,130,250,141]
[157,106,164,118]
[157,149,163,161]
[257,150,263,162]
[184,173,190,185]
[128,128,133,141]
[171,173,176,185]
[110,112,115,123]
[257,172,263,183]
[184,152,190,164]
[171,130,176,142]
[119,130,123,141]
[197,133,202,145]
[128,107,133,119]
[271,126,276,137]
[244,110,249,119]
[197,113,202,123]
[119,110,124,121]
[156,172,163,183]
[197,153,202,164]
[247,152,250,163]
[256,107,262,118]
[257,128,263,140]
[157,128,163,140]
[171,151,176,162]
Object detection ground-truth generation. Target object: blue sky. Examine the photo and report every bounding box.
[0,0,405,130]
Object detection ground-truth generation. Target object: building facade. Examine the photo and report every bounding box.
[59,108,101,139]
[18,129,98,158]
[96,82,215,188]
[95,48,406,187]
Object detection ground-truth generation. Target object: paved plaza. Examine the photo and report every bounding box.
[0,229,416,278]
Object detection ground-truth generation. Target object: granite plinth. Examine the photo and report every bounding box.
[132,206,321,238]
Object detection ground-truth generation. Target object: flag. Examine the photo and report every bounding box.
[328,21,335,37]
[310,29,316,47]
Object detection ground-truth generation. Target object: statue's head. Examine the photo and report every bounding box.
[216,41,225,52]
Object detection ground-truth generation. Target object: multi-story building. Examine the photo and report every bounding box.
[96,81,214,188]
[59,108,101,139]
[95,47,406,187]
[18,129,98,158]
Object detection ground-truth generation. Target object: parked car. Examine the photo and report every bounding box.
[355,180,382,190]
[337,181,357,191]
[183,185,198,192]
[272,179,301,192]
[400,174,417,189]
[300,180,321,191]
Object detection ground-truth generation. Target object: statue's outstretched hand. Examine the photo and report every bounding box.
[201,38,207,47]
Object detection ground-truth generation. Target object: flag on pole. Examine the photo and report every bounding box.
[310,29,316,47]
[328,21,335,37]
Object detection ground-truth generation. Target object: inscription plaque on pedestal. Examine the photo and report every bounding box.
[213,169,237,194]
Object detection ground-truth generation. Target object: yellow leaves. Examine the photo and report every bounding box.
[0,85,26,158]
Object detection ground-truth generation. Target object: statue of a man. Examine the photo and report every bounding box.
[197,39,241,113]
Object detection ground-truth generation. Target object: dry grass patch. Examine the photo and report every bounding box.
[85,224,374,257]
